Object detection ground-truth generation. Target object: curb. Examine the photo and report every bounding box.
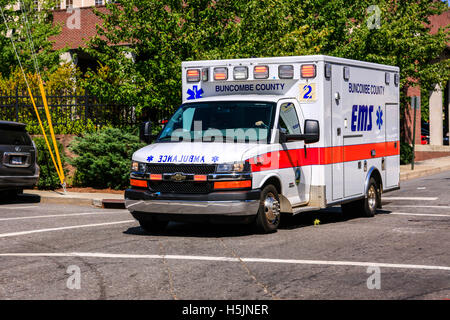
[400,165,450,181]
[37,196,108,208]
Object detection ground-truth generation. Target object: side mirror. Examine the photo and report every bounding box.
[303,119,320,144]
[139,121,155,144]
[283,119,320,144]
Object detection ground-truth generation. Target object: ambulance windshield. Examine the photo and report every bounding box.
[157,101,275,143]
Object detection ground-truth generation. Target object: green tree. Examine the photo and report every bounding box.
[84,0,449,128]
[0,0,62,78]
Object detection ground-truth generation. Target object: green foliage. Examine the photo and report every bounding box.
[0,0,63,78]
[33,137,66,190]
[69,127,146,189]
[400,141,413,165]
[84,0,449,128]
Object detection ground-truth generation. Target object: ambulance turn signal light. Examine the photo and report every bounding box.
[213,180,252,190]
[214,67,228,81]
[130,179,148,188]
[301,64,316,79]
[187,69,201,82]
[254,65,269,79]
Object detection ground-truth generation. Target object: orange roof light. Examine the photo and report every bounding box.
[186,69,201,82]
[301,64,316,79]
[213,67,228,81]
[254,65,269,79]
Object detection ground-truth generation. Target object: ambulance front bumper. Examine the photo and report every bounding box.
[124,188,260,216]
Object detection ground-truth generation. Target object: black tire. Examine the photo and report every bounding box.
[341,177,379,218]
[362,177,379,217]
[138,219,168,233]
[254,184,281,233]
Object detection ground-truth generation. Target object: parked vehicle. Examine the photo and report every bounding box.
[125,55,400,233]
[0,121,39,197]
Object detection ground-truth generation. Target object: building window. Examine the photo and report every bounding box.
[66,0,73,9]
[95,0,103,5]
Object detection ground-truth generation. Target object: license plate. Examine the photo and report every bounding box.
[10,156,23,165]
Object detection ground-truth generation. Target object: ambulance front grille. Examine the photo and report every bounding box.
[148,181,212,194]
[146,163,216,175]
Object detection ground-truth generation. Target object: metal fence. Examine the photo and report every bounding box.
[0,88,138,133]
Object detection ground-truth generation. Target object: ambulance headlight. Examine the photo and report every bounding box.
[131,161,146,173]
[216,161,249,173]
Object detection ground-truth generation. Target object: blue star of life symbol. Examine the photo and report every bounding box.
[187,85,204,100]
[147,155,154,162]
[211,156,219,163]
[376,106,383,130]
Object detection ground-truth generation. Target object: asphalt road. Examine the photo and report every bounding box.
[0,171,449,300]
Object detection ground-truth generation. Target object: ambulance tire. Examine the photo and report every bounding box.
[138,218,168,234]
[361,177,379,217]
[254,185,281,233]
[341,178,379,218]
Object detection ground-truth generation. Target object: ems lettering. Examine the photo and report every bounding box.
[351,105,374,131]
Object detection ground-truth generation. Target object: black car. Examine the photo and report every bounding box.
[0,121,39,196]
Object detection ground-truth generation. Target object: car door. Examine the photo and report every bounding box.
[275,99,311,206]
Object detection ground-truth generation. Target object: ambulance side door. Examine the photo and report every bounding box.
[275,99,311,206]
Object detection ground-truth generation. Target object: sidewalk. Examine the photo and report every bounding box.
[400,155,450,181]
[22,156,450,208]
[23,189,125,208]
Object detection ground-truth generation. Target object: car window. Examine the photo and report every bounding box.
[0,128,32,145]
[278,102,301,135]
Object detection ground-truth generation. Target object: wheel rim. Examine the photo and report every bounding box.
[368,185,377,210]
[264,192,280,225]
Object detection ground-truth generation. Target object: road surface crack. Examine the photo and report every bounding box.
[218,239,280,300]
[158,239,178,300]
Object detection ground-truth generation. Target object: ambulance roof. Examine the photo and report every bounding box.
[182,55,399,72]
[182,95,283,104]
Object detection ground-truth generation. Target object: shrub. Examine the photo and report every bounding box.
[69,127,145,189]
[400,142,413,165]
[33,137,67,190]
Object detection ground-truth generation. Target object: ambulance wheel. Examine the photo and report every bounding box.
[254,185,281,233]
[138,219,168,233]
[362,177,379,217]
[341,178,379,218]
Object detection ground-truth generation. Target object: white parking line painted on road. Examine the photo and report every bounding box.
[0,220,134,238]
[0,252,449,271]
[383,197,438,201]
[384,205,450,209]
[1,206,39,210]
[0,211,128,222]
[389,212,450,217]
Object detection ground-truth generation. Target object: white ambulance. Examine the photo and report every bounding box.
[125,55,400,233]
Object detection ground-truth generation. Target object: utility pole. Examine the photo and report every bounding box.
[411,96,420,170]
